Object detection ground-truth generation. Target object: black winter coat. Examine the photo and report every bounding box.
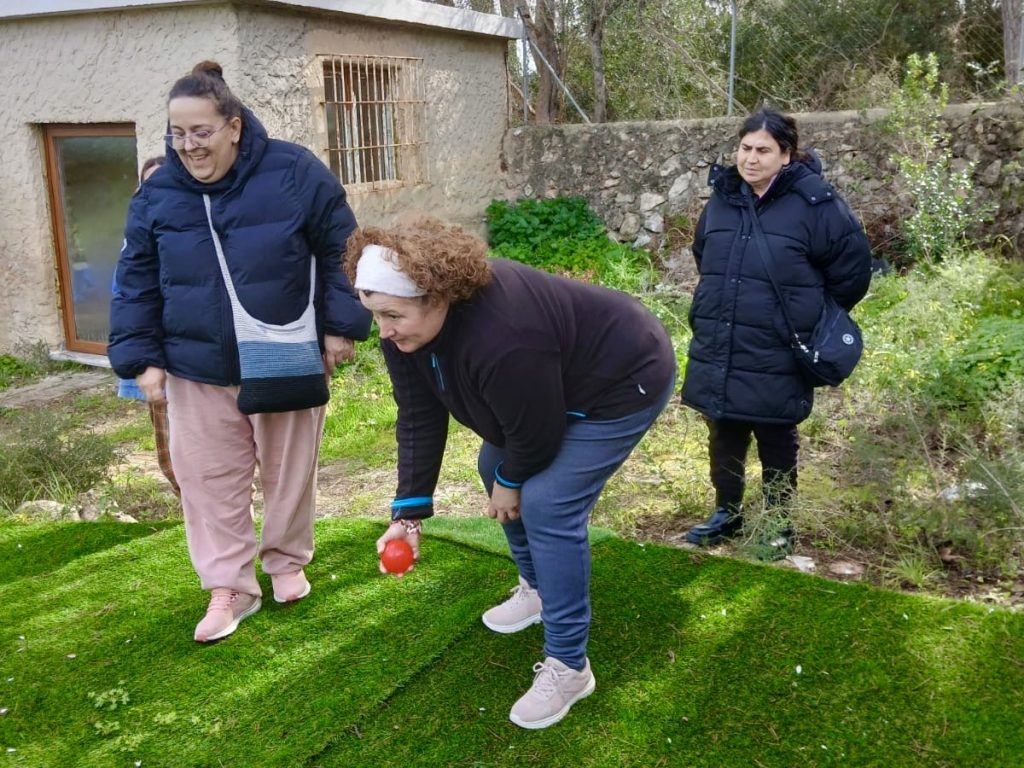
[681,154,872,424]
[108,108,370,384]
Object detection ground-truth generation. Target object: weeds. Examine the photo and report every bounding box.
[0,341,80,390]
[100,469,179,521]
[883,548,943,589]
[0,408,121,513]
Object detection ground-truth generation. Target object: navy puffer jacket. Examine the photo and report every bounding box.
[108,108,370,384]
[681,153,872,424]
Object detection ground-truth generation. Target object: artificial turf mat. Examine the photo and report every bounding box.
[0,519,509,767]
[1,520,1022,768]
[313,538,1024,768]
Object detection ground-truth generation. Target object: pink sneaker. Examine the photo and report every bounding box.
[194,588,261,643]
[272,570,311,604]
[482,577,542,634]
[509,657,595,730]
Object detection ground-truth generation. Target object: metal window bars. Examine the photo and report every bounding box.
[321,55,426,189]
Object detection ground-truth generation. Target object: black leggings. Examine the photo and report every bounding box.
[708,419,799,509]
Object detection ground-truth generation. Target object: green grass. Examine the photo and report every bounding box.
[1,518,1021,767]
[320,346,398,466]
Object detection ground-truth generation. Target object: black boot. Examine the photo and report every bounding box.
[685,505,744,546]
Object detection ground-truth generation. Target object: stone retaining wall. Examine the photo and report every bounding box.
[501,102,1024,264]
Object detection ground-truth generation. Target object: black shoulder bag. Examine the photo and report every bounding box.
[745,196,863,388]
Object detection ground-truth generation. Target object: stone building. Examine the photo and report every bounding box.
[0,0,519,361]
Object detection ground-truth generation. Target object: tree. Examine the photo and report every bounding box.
[582,0,630,122]
[516,0,564,122]
[1002,0,1021,84]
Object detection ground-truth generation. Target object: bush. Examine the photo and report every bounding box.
[818,250,1024,576]
[0,409,120,513]
[485,196,649,285]
[885,53,991,265]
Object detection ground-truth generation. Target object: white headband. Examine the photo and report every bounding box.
[353,244,425,298]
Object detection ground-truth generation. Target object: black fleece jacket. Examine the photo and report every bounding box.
[382,258,676,521]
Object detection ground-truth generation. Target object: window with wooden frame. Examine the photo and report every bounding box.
[321,55,427,189]
[42,124,138,355]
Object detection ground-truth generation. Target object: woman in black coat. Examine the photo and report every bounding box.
[681,107,872,555]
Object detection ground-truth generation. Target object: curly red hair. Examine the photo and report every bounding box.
[345,217,492,303]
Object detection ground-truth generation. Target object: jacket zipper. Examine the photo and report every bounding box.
[431,352,446,392]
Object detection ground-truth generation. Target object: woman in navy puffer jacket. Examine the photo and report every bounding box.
[109,61,370,643]
[680,107,872,557]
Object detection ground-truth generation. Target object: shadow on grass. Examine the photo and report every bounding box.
[313,537,1024,768]
[0,519,511,768]
[3,520,1022,768]
[0,521,178,584]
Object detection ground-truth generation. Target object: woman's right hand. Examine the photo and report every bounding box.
[136,366,167,403]
[376,520,421,576]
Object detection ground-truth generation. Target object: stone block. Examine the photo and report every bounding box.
[639,192,666,212]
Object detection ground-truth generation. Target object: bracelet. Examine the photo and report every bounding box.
[397,519,422,534]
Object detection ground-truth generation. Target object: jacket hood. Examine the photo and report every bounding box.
[163,105,270,194]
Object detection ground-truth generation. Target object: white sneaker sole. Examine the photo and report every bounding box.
[509,674,596,730]
[481,611,542,634]
[199,597,262,642]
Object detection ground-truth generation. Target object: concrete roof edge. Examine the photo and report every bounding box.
[0,0,524,39]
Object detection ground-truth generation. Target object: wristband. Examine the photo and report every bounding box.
[396,519,422,535]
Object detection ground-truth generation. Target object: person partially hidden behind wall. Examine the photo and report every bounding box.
[108,61,370,643]
[112,156,180,498]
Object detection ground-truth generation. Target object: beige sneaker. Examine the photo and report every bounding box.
[509,657,595,730]
[482,577,542,634]
[194,588,261,643]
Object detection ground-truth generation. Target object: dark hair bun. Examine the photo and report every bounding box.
[192,60,224,79]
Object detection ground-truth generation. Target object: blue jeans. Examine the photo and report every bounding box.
[477,381,673,670]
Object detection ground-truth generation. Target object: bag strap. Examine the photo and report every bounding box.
[202,193,316,324]
[744,195,804,351]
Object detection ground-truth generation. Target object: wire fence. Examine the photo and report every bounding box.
[727,0,1007,115]
[506,0,1014,124]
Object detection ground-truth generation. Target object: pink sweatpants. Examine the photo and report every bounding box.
[166,374,326,596]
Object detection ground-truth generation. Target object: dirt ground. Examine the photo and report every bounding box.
[8,370,1023,612]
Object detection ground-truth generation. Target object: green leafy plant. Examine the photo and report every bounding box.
[0,354,35,390]
[485,196,647,283]
[884,548,941,589]
[885,53,990,264]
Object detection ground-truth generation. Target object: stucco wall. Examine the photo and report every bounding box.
[501,102,1024,271]
[0,4,511,354]
[278,10,511,230]
[0,5,240,354]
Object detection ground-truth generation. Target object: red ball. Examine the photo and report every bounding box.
[381,539,415,574]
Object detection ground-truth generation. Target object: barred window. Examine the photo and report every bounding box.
[321,55,427,189]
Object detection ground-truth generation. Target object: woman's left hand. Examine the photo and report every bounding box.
[323,334,356,372]
[487,484,521,523]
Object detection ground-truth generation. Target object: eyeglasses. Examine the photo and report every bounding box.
[164,122,230,150]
